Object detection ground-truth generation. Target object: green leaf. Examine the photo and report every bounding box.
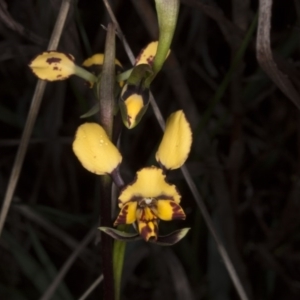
[99,227,141,241]
[80,103,100,118]
[152,228,190,246]
[151,0,179,77]
[126,64,153,87]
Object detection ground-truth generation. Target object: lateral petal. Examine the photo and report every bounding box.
[73,123,122,175]
[156,110,192,170]
[114,201,137,225]
[152,200,185,221]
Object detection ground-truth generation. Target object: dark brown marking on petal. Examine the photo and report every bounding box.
[170,202,186,220]
[127,115,132,127]
[153,222,158,235]
[157,160,167,173]
[140,223,156,241]
[46,57,61,64]
[131,196,143,202]
[140,220,159,241]
[135,53,142,64]
[65,53,74,61]
[117,196,142,205]
[156,194,174,201]
[53,66,59,70]
[114,204,129,226]
[139,208,158,222]
[146,55,154,66]
[121,85,141,101]
[118,171,144,202]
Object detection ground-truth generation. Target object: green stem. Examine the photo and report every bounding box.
[99,175,115,300]
[74,65,97,83]
[116,68,133,82]
[113,237,126,300]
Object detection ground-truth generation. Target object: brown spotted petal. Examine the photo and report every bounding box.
[114,167,186,242]
[135,41,170,67]
[29,51,76,81]
[137,219,159,242]
[151,200,185,221]
[114,201,137,226]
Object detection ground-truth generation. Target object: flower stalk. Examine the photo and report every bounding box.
[97,23,117,300]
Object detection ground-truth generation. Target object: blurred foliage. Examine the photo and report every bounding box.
[0,0,300,299]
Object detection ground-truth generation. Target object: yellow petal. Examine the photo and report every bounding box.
[118,167,181,206]
[72,123,122,175]
[82,54,122,68]
[114,201,137,225]
[156,110,192,170]
[124,93,144,128]
[152,200,185,221]
[137,220,158,241]
[135,41,170,66]
[29,51,76,81]
[136,207,157,222]
[120,84,149,129]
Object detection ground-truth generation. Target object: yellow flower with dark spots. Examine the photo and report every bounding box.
[114,167,185,241]
[29,51,96,83]
[72,110,192,243]
[135,41,170,66]
[29,51,76,81]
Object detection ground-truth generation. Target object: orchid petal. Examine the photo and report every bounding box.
[73,123,122,175]
[114,201,137,225]
[156,110,192,170]
[118,167,181,205]
[152,200,185,221]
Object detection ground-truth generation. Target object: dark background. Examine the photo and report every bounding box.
[0,0,300,299]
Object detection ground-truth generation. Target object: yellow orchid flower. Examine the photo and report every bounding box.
[113,110,192,241]
[29,51,96,83]
[114,167,185,241]
[119,41,170,130]
[72,123,122,175]
[72,110,192,242]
